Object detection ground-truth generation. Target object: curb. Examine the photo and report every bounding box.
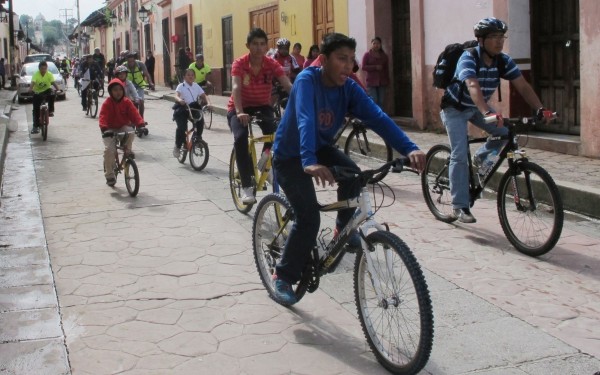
[0,94,15,193]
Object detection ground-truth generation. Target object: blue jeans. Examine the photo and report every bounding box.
[440,106,508,209]
[368,86,386,108]
[273,146,360,284]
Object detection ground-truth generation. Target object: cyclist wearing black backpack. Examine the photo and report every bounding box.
[440,17,553,223]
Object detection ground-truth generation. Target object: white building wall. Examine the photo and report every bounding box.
[348,0,369,63]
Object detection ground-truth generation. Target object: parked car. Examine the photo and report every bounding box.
[23,54,54,64]
[16,62,66,103]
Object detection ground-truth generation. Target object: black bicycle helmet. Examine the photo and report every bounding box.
[473,17,508,38]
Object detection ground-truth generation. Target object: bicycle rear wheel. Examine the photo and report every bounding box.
[253,193,308,305]
[98,83,105,97]
[344,127,392,183]
[497,161,563,256]
[229,148,254,213]
[421,144,456,223]
[124,158,140,197]
[355,230,433,375]
[189,137,209,171]
[203,107,213,129]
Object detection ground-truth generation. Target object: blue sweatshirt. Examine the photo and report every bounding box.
[273,67,419,168]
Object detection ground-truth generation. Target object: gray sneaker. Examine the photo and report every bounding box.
[172,146,180,158]
[453,208,477,223]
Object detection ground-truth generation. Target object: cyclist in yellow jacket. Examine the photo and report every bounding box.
[28,61,60,134]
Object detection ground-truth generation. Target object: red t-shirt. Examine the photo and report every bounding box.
[227,54,285,112]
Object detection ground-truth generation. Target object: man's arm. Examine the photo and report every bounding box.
[276,75,292,93]
[139,62,153,85]
[464,78,491,114]
[231,75,249,125]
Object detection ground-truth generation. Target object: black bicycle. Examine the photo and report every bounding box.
[253,158,433,374]
[177,104,210,171]
[421,114,563,256]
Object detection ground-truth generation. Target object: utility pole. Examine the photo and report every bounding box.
[76,0,81,57]
[130,0,139,54]
[8,0,15,88]
[59,8,73,58]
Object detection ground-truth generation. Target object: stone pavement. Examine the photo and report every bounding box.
[0,88,599,374]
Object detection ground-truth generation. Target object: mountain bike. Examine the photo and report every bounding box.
[335,116,393,183]
[229,113,279,214]
[84,80,100,118]
[102,130,140,197]
[253,158,433,375]
[176,104,210,171]
[421,114,563,256]
[200,82,214,129]
[36,91,54,141]
[74,75,81,96]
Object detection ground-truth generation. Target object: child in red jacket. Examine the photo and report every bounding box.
[99,79,145,186]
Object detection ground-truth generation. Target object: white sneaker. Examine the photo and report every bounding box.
[173,146,180,158]
[241,187,256,204]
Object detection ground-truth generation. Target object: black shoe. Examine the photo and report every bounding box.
[453,208,477,223]
[49,112,54,117]
[82,107,87,111]
[106,177,116,187]
[31,127,40,134]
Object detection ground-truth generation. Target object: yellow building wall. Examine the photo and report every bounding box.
[190,0,349,69]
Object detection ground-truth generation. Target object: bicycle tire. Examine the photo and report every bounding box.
[229,148,254,213]
[189,138,209,171]
[98,82,105,97]
[355,230,433,375]
[91,92,99,118]
[76,83,81,97]
[124,158,140,197]
[421,144,457,223]
[497,161,563,256]
[252,193,308,305]
[203,107,213,129]
[344,127,393,183]
[40,107,49,141]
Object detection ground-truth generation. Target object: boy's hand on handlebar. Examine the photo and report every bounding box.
[407,150,426,173]
[536,107,554,124]
[304,164,335,187]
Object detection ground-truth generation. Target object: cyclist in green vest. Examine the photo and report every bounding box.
[188,54,212,89]
[123,52,154,122]
[28,61,60,134]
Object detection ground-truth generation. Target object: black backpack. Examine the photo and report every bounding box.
[433,40,506,101]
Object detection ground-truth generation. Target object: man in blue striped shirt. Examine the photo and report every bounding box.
[440,17,551,223]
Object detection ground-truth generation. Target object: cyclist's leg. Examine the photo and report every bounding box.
[46,90,56,114]
[316,146,361,229]
[119,125,135,154]
[441,107,475,210]
[102,135,117,179]
[470,110,509,162]
[273,156,320,285]
[174,114,187,149]
[32,94,42,128]
[254,105,276,149]
[81,87,88,109]
[228,110,253,188]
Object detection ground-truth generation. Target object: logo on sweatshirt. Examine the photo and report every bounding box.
[318,109,335,130]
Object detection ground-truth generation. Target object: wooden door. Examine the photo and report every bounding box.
[313,0,334,44]
[250,5,279,49]
[222,16,233,92]
[391,0,412,117]
[194,24,203,55]
[530,0,580,134]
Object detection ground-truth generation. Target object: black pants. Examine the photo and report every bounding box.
[32,90,56,127]
[273,146,360,284]
[174,103,204,148]
[227,106,276,188]
[81,80,100,108]
[0,73,5,88]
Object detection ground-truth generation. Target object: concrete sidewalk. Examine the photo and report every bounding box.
[146,84,600,220]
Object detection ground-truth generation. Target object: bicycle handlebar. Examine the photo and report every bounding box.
[484,112,558,125]
[102,130,136,138]
[330,157,409,183]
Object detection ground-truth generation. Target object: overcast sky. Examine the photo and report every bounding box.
[14,0,100,23]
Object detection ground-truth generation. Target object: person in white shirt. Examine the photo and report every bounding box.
[172,69,212,157]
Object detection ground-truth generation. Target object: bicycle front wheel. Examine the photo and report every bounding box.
[40,109,49,141]
[497,161,563,256]
[253,193,308,305]
[203,107,213,129]
[190,138,209,171]
[355,230,433,375]
[229,148,254,213]
[421,144,456,223]
[91,92,99,118]
[124,158,140,197]
[98,83,105,97]
[344,127,392,183]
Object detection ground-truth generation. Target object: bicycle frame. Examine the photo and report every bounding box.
[248,120,278,193]
[114,133,133,171]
